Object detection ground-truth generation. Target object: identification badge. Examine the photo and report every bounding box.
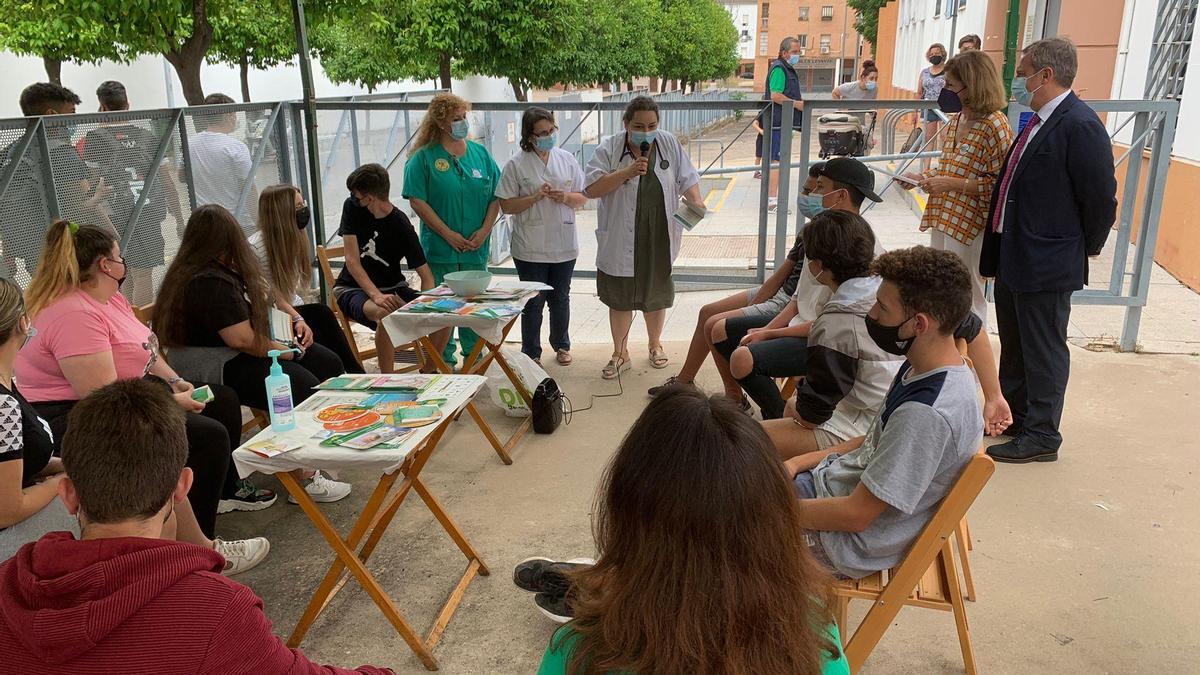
[472,168,482,178]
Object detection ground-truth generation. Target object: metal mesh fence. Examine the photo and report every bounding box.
[0,103,289,305]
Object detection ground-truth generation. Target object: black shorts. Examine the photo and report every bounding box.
[334,285,420,330]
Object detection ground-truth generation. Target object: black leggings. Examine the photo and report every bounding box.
[297,303,364,374]
[33,380,241,539]
[222,342,344,411]
[713,314,809,420]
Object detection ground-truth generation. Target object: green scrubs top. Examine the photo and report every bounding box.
[402,140,501,266]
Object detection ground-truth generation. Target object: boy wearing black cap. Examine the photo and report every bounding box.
[713,158,882,420]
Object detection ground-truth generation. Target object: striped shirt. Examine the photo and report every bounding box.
[919,111,1015,244]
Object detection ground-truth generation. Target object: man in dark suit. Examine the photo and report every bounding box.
[980,37,1117,464]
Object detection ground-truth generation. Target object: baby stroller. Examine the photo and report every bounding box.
[817,111,878,158]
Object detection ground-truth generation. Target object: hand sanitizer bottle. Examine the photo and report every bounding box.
[265,348,301,432]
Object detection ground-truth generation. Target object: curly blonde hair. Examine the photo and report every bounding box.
[410,92,471,155]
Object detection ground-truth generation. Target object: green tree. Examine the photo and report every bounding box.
[846,0,891,49]
[461,0,579,101]
[0,0,127,84]
[656,0,738,92]
[207,0,297,102]
[310,10,436,92]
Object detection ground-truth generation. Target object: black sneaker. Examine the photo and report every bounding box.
[218,479,278,514]
[647,376,687,397]
[534,591,575,623]
[513,557,594,595]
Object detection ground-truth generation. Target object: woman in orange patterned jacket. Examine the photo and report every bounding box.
[903,50,1014,328]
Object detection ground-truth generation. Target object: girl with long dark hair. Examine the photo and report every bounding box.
[534,387,847,674]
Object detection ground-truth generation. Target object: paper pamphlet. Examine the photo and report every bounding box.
[269,307,295,344]
[672,200,707,231]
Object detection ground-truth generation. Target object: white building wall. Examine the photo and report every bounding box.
[0,52,513,119]
[890,0,988,92]
[1108,0,1200,163]
[723,1,760,61]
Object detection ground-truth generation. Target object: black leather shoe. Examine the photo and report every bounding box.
[986,436,1058,464]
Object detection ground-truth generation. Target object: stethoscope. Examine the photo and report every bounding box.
[619,134,670,171]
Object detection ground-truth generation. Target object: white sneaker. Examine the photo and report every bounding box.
[287,472,352,504]
[214,537,270,576]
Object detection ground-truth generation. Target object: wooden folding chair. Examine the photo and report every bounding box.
[315,244,422,373]
[134,303,270,437]
[835,452,995,674]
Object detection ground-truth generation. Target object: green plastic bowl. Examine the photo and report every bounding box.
[444,270,493,296]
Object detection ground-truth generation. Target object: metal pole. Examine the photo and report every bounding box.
[1002,0,1023,99]
[176,112,198,211]
[121,110,183,250]
[234,102,283,221]
[35,123,60,221]
[291,0,327,260]
[1108,112,1147,295]
[774,104,795,269]
[1121,104,1178,351]
[756,105,773,283]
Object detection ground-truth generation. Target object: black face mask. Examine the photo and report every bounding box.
[865,314,916,356]
[929,54,945,66]
[937,88,963,114]
[296,205,311,230]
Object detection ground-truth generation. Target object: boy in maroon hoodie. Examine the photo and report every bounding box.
[0,379,392,674]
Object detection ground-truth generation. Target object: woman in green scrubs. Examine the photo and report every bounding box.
[403,92,501,367]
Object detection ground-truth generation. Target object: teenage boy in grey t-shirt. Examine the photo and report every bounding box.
[784,246,984,579]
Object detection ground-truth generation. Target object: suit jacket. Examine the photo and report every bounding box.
[980,92,1118,293]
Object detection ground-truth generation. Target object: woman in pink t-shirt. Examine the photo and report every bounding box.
[14,221,268,575]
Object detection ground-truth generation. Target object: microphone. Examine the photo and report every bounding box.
[640,141,650,155]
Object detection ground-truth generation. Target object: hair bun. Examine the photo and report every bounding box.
[862,59,876,68]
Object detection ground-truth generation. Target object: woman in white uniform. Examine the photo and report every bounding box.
[497,107,588,366]
[585,96,705,380]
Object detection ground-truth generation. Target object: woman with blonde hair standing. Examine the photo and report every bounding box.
[904,49,1014,327]
[403,93,501,368]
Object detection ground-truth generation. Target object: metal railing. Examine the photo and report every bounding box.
[0,94,1180,349]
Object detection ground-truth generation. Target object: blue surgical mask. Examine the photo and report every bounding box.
[865,81,877,91]
[535,134,556,151]
[788,54,801,66]
[798,193,827,219]
[629,130,657,146]
[1011,74,1044,107]
[450,119,470,140]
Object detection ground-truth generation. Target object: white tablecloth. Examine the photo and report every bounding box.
[380,281,551,345]
[232,375,487,478]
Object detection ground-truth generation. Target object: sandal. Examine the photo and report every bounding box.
[649,346,669,370]
[602,354,631,380]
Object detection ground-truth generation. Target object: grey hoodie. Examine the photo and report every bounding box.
[795,276,903,429]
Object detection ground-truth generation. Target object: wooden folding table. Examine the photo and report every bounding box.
[381,282,549,465]
[231,375,490,671]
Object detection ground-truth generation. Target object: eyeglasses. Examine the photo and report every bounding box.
[533,126,558,138]
[106,255,126,267]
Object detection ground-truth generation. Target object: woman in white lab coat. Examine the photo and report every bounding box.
[585,96,705,380]
[496,107,588,366]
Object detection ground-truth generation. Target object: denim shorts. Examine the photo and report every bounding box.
[741,286,790,318]
[794,470,839,573]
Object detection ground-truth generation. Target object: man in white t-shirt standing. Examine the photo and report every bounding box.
[189,93,256,235]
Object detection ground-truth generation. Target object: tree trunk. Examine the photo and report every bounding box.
[166,52,207,105]
[600,82,611,93]
[648,77,658,92]
[239,54,251,102]
[43,57,62,85]
[163,0,214,106]
[438,52,452,90]
[659,77,667,93]
[509,77,528,102]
